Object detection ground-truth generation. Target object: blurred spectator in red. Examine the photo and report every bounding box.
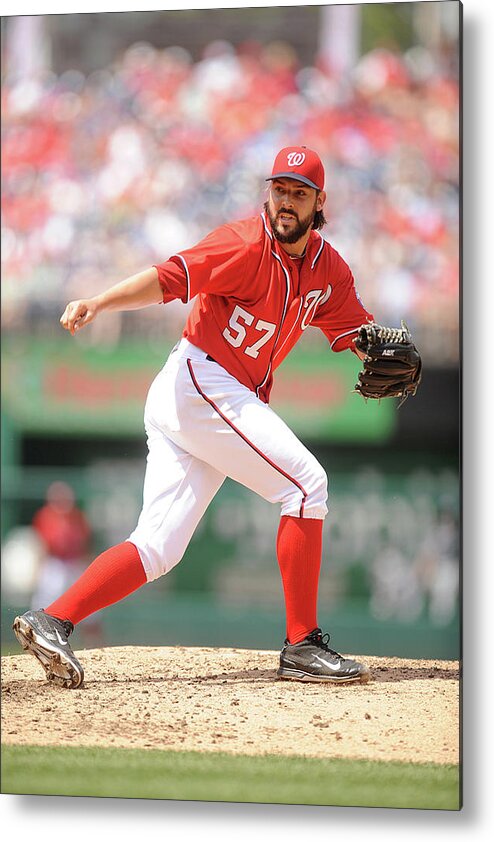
[31,481,102,646]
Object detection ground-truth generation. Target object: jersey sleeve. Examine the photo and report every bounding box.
[154,224,251,305]
[312,248,374,353]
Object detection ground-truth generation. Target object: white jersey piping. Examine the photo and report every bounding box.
[256,215,291,397]
[330,327,360,349]
[311,232,325,269]
[273,298,304,364]
[172,254,191,303]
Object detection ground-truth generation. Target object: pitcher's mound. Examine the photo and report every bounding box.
[2,646,459,765]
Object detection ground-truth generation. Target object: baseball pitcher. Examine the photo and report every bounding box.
[13,146,421,688]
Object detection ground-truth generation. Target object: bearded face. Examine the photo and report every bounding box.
[263,199,319,244]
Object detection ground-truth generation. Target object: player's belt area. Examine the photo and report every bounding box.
[171,339,216,364]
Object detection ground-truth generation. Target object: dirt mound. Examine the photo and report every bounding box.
[1,646,459,765]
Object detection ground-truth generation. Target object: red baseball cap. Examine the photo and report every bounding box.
[267,146,325,191]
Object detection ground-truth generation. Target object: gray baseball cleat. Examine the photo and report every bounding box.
[12,609,84,689]
[277,627,370,684]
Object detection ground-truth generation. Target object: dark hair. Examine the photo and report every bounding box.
[313,207,327,230]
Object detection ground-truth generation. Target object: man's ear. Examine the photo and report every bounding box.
[317,190,327,210]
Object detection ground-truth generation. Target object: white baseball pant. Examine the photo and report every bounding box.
[128,338,328,582]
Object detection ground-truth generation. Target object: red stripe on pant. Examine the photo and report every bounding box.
[187,358,307,517]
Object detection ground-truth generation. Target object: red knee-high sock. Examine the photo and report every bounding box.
[46,541,147,626]
[276,515,323,644]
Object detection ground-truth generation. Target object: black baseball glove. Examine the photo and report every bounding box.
[353,321,422,403]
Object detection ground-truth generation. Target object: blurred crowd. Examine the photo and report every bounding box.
[2,36,459,362]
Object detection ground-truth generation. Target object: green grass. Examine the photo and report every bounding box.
[1,745,460,810]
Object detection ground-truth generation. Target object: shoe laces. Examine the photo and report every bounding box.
[56,618,74,637]
[307,628,342,658]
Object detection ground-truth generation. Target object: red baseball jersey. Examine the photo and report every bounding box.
[155,212,373,403]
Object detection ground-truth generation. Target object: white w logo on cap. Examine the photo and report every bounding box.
[287,152,306,166]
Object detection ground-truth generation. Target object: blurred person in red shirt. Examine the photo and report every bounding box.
[31,481,102,646]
